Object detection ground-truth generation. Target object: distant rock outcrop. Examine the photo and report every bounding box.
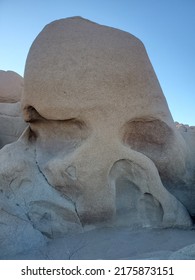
[0,70,27,149]
[0,70,23,103]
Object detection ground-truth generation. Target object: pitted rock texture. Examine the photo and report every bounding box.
[0,17,194,258]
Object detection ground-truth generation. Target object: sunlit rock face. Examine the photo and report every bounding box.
[0,70,23,103]
[0,17,194,258]
[0,70,27,149]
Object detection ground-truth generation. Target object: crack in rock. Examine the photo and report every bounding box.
[33,146,83,228]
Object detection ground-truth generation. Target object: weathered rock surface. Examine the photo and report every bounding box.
[0,70,27,148]
[0,102,27,149]
[0,17,194,259]
[0,70,23,103]
[21,16,191,225]
[173,122,195,216]
[169,242,195,260]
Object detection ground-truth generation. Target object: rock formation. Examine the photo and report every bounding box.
[0,70,27,148]
[0,17,194,259]
[0,70,23,103]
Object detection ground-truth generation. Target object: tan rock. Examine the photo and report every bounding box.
[0,71,27,149]
[23,17,172,122]
[0,70,23,103]
[21,17,191,225]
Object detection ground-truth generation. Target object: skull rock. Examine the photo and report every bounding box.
[19,16,192,228]
[0,17,193,250]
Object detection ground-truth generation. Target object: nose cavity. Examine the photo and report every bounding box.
[109,158,192,228]
[109,159,163,227]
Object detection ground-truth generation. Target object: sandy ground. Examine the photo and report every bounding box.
[7,226,195,260]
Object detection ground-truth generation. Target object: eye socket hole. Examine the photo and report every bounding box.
[23,106,45,122]
[122,119,174,156]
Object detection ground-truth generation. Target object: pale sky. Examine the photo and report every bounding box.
[0,0,194,125]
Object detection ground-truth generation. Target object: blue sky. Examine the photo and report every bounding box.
[0,0,194,125]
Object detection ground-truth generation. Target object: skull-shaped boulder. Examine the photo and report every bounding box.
[22,16,193,224]
[0,17,193,256]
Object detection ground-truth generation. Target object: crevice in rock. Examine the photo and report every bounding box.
[1,208,29,223]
